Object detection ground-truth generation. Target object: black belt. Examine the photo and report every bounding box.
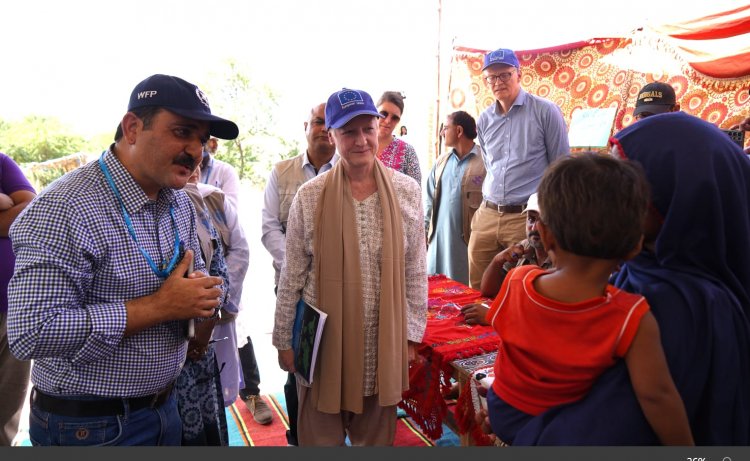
[482,200,525,213]
[30,384,174,418]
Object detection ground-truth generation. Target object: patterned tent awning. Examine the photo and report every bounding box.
[446,5,750,148]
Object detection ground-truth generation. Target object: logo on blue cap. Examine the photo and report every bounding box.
[338,90,364,108]
[482,47,519,71]
[489,49,506,62]
[326,88,382,129]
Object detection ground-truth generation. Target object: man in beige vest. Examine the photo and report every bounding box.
[425,111,486,286]
[260,102,337,445]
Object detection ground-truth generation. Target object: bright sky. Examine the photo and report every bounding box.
[0,0,745,154]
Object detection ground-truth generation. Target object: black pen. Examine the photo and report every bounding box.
[182,242,195,339]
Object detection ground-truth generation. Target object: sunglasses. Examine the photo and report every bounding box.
[379,110,401,123]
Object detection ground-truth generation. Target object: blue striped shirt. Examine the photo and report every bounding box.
[477,89,570,205]
[7,148,204,397]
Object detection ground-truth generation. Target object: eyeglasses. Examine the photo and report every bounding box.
[484,71,515,84]
[379,110,401,123]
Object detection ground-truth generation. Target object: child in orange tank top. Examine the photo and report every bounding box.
[485,154,694,446]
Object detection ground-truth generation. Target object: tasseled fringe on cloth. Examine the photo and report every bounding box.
[454,379,495,446]
[399,343,498,441]
[398,350,453,440]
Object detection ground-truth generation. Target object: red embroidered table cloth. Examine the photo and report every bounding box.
[399,274,498,440]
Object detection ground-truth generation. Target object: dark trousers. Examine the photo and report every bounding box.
[272,285,299,445]
[238,336,261,397]
[284,372,299,445]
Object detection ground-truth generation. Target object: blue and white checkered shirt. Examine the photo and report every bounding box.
[7,147,205,398]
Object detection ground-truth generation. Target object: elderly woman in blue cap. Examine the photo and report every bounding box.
[272,89,427,446]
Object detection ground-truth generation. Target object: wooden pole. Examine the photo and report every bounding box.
[435,0,443,162]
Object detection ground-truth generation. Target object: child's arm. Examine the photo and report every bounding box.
[0,193,14,210]
[625,311,695,446]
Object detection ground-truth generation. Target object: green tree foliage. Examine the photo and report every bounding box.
[203,60,299,187]
[0,115,87,163]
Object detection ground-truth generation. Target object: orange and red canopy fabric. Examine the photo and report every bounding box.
[446,5,750,146]
[653,4,750,78]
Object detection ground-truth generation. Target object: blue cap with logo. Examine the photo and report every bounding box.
[128,74,239,140]
[482,48,520,71]
[325,88,384,129]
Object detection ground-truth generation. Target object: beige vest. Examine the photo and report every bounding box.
[427,146,486,245]
[203,189,231,253]
[275,154,308,234]
[183,184,216,270]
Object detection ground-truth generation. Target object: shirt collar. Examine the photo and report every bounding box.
[303,151,339,169]
[493,88,528,115]
[449,143,480,162]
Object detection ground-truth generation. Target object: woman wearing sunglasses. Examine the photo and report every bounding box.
[376,91,421,185]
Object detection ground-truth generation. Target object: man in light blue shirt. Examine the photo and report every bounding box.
[260,102,337,445]
[425,111,485,286]
[468,47,569,289]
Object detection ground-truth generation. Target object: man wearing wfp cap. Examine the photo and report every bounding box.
[273,88,427,445]
[7,74,239,445]
[469,47,569,290]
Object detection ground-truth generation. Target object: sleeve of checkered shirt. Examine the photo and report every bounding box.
[7,194,127,363]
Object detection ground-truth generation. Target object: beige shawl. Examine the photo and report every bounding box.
[311,159,409,414]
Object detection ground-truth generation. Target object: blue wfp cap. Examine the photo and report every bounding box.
[128,74,239,140]
[482,48,520,71]
[325,88,384,129]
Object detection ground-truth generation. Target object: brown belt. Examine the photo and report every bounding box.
[30,383,174,417]
[482,200,524,213]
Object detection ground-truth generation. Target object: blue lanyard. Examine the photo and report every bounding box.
[201,157,213,185]
[99,153,181,279]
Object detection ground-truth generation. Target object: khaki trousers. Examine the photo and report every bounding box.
[296,383,397,446]
[467,204,527,289]
[0,313,31,446]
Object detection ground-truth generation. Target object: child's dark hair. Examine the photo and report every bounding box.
[537,153,650,260]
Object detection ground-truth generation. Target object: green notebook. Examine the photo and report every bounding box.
[292,299,327,386]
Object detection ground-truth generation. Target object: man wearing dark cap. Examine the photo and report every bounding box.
[469,47,569,290]
[7,74,238,445]
[633,81,680,120]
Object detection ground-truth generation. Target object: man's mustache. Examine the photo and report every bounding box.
[528,231,540,239]
[174,153,196,170]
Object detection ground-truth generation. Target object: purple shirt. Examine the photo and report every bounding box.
[1,153,35,314]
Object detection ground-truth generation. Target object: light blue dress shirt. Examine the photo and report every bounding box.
[476,89,569,205]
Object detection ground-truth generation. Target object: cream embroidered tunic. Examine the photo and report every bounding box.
[273,169,427,396]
